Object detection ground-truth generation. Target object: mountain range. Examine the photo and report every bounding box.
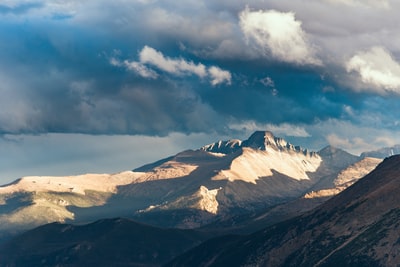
[0,130,398,266]
[0,131,380,234]
[167,155,400,266]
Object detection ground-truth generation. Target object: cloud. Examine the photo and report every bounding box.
[326,133,368,150]
[0,2,42,14]
[346,46,400,94]
[139,45,207,78]
[116,46,232,85]
[208,66,232,86]
[0,0,80,20]
[239,6,321,65]
[124,60,158,79]
[324,0,389,8]
[229,120,311,138]
[110,57,158,79]
[260,76,275,87]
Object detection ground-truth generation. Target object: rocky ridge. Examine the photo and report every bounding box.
[202,131,317,157]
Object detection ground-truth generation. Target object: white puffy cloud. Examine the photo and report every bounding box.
[123,61,158,79]
[346,46,400,94]
[110,57,158,79]
[208,66,232,86]
[113,46,232,85]
[139,45,208,78]
[239,6,321,65]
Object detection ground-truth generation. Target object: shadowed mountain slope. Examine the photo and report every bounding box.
[167,155,400,267]
[0,218,209,267]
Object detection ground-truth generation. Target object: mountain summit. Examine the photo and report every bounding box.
[202,131,316,157]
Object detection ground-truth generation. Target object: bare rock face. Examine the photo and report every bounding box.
[201,139,242,154]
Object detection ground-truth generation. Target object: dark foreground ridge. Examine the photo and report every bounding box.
[167,155,400,267]
[0,218,209,267]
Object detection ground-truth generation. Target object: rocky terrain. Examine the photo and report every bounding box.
[167,155,400,266]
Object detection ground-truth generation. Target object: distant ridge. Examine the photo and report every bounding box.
[361,144,400,159]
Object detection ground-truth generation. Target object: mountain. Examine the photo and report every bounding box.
[0,218,209,267]
[0,172,142,241]
[118,131,365,229]
[167,155,400,267]
[0,131,379,239]
[202,131,317,157]
[195,155,381,235]
[361,144,400,159]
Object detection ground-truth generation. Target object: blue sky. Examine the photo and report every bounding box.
[1,0,400,183]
